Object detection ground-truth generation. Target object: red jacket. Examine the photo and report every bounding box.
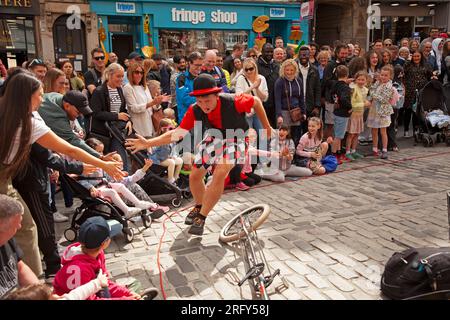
[52,243,133,300]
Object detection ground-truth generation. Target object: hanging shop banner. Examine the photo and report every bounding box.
[300,0,314,20]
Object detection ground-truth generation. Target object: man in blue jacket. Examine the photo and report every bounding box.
[175,51,203,123]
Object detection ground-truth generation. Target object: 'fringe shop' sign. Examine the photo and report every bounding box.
[171,8,238,25]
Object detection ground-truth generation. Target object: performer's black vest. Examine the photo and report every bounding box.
[193,93,249,136]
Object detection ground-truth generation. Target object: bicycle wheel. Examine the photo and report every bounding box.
[219,204,270,243]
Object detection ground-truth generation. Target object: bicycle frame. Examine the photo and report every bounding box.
[237,215,279,300]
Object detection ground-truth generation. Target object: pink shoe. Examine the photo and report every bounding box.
[235,182,250,191]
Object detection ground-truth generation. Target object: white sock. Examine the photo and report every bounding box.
[351,149,356,153]
[382,148,387,152]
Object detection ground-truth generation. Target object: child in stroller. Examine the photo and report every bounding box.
[414,80,450,146]
[82,138,169,219]
[104,120,185,207]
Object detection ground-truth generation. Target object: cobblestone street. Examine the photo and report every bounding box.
[55,141,450,300]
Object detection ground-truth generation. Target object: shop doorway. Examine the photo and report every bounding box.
[111,34,133,66]
[264,20,288,45]
[53,14,87,73]
[315,4,343,46]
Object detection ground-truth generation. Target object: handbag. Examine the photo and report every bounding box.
[151,106,165,133]
[284,80,303,123]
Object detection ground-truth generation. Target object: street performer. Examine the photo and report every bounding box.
[125,74,273,235]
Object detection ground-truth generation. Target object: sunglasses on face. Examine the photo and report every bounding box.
[162,126,174,131]
[94,56,105,61]
[133,70,144,75]
[244,67,255,72]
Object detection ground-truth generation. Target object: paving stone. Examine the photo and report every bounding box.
[285,260,312,275]
[175,286,196,297]
[306,274,330,289]
[285,275,309,288]
[165,269,188,287]
[174,256,196,273]
[329,264,359,280]
[328,275,355,292]
[310,240,335,254]
[303,288,327,300]
[281,287,303,300]
[268,236,296,250]
[323,289,347,300]
[271,248,294,261]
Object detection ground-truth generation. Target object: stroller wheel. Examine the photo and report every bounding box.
[142,213,152,229]
[123,227,134,243]
[171,198,182,208]
[64,228,77,242]
[182,190,192,199]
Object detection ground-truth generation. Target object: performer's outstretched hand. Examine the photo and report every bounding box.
[125,134,149,154]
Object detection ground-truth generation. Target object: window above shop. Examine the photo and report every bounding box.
[159,29,248,58]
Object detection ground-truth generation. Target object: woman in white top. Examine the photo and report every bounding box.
[0,70,124,277]
[230,57,244,90]
[235,58,268,132]
[123,62,169,138]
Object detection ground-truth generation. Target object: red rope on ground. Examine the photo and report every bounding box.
[155,149,450,298]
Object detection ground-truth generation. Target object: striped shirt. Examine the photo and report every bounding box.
[108,86,122,114]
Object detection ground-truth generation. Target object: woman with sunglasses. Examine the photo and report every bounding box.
[235,58,268,132]
[123,62,169,138]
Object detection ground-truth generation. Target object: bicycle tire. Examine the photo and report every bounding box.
[219,204,270,243]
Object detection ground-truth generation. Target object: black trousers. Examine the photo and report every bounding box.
[229,165,243,185]
[387,109,399,149]
[19,190,61,275]
[243,172,262,187]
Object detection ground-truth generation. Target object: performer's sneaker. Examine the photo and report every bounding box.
[185,206,201,225]
[188,216,206,236]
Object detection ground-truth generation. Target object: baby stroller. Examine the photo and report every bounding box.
[414,80,450,147]
[61,174,152,244]
[104,122,186,207]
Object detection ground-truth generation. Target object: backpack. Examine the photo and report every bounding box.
[381,240,450,300]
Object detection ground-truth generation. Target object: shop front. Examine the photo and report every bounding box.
[0,0,41,68]
[89,0,307,59]
[370,0,450,44]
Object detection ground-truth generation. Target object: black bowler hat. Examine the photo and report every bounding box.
[63,90,93,116]
[189,74,222,97]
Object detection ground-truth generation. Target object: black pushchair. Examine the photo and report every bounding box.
[413,80,450,147]
[104,122,187,207]
[61,174,152,244]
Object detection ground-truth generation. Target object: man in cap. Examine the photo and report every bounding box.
[126,74,273,235]
[53,216,159,300]
[38,90,102,157]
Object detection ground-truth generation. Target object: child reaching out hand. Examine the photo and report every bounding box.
[82,138,155,218]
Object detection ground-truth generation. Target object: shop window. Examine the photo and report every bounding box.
[370,16,414,45]
[159,29,248,58]
[0,18,36,68]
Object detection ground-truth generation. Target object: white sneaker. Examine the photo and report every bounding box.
[136,201,153,210]
[53,211,69,223]
[125,207,142,219]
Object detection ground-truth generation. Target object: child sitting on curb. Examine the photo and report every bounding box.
[52,216,159,300]
[296,117,330,175]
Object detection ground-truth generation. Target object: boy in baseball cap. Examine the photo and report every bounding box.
[53,216,158,300]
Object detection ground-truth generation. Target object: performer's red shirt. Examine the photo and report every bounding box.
[179,94,254,131]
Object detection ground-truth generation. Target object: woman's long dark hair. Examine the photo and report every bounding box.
[0,71,42,179]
